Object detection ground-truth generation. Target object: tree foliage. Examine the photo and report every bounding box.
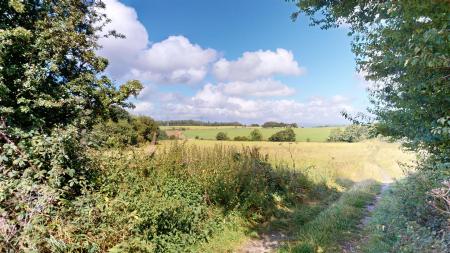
[0,0,142,249]
[291,0,449,167]
[216,132,229,141]
[92,115,161,148]
[268,128,296,142]
[250,129,263,141]
[262,121,298,128]
[327,125,370,143]
[158,120,243,127]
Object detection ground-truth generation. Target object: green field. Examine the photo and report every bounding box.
[161,126,339,142]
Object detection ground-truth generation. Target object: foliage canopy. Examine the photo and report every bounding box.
[0,0,142,249]
[291,0,449,167]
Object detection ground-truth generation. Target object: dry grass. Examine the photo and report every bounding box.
[158,139,415,183]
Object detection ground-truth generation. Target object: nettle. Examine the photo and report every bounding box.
[0,0,141,249]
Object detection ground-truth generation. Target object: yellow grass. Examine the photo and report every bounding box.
[158,139,415,184]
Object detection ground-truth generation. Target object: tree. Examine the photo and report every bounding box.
[234,136,249,141]
[133,116,159,143]
[250,129,263,141]
[327,125,370,143]
[216,132,229,140]
[291,1,449,167]
[0,0,142,248]
[268,129,296,142]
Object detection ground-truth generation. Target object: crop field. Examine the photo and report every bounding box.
[159,139,415,183]
[160,126,340,142]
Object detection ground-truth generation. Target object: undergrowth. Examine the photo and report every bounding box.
[13,142,335,252]
[362,170,449,253]
[280,181,380,253]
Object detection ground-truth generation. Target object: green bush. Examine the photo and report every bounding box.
[233,136,249,141]
[327,125,370,142]
[268,128,296,142]
[91,115,161,148]
[363,170,449,252]
[216,132,229,140]
[26,144,317,252]
[250,129,263,141]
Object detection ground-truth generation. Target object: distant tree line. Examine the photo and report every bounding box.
[262,121,298,128]
[158,120,243,126]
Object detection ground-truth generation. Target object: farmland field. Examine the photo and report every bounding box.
[160,126,340,142]
[159,139,415,184]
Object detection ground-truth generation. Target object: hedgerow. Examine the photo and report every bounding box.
[13,143,321,252]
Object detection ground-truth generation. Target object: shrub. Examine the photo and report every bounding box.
[91,116,161,147]
[327,125,370,142]
[234,136,249,141]
[363,170,449,252]
[268,129,296,142]
[216,132,229,140]
[250,129,263,141]
[32,143,318,252]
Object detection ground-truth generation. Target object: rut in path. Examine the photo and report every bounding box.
[239,145,393,253]
[237,231,294,253]
[341,183,390,253]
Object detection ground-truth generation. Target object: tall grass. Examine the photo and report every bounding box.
[24,142,332,252]
[362,170,449,252]
[162,139,415,183]
[280,181,381,253]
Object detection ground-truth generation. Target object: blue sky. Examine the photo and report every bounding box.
[98,0,371,126]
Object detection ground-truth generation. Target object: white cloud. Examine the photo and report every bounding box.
[98,1,216,84]
[131,84,353,125]
[131,36,217,84]
[132,101,154,115]
[220,79,295,97]
[213,49,305,82]
[97,0,148,77]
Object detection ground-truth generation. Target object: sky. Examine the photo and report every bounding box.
[98,0,372,126]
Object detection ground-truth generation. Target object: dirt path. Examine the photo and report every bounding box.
[237,231,293,253]
[341,183,390,253]
[238,145,392,253]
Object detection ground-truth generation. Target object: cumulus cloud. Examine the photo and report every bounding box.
[131,36,217,84]
[98,0,216,84]
[220,79,295,97]
[97,0,148,77]
[213,49,305,82]
[131,84,352,125]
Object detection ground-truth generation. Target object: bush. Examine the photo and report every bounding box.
[268,129,296,142]
[234,136,249,141]
[30,143,318,252]
[216,132,229,140]
[327,125,370,142]
[91,115,161,148]
[363,170,449,252]
[250,129,263,141]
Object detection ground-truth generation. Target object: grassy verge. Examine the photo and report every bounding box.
[362,170,449,253]
[280,181,381,253]
[33,142,342,252]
